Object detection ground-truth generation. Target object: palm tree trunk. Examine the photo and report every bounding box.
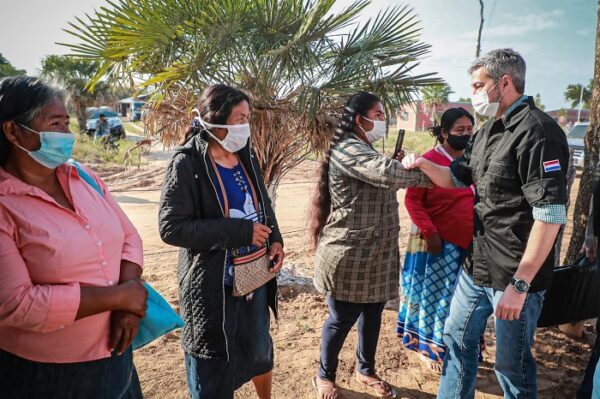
[565,0,600,264]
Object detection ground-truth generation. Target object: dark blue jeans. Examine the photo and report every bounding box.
[318,295,386,381]
[0,347,142,398]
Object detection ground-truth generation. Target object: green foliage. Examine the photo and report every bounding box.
[41,55,121,134]
[534,93,545,111]
[0,53,26,78]
[371,129,435,156]
[564,79,593,109]
[62,0,442,185]
[457,97,471,103]
[421,83,453,124]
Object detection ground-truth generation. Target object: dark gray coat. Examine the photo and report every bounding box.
[158,133,282,360]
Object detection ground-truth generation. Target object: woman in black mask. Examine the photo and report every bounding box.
[397,107,483,373]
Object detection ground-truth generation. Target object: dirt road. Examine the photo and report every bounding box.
[103,150,591,399]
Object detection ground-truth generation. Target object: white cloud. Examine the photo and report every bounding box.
[483,9,565,39]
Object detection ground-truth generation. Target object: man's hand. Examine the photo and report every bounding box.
[109,311,141,355]
[581,238,598,262]
[401,153,423,170]
[268,242,285,273]
[495,284,527,320]
[426,233,443,255]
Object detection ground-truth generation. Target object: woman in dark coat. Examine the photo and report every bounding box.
[158,84,284,399]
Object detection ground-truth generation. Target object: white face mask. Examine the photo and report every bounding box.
[359,116,387,142]
[471,80,505,117]
[197,117,251,153]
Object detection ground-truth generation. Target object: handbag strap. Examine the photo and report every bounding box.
[207,151,261,221]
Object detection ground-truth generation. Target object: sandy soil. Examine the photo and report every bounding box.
[100,149,593,399]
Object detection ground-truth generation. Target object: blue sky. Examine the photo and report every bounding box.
[1,0,596,110]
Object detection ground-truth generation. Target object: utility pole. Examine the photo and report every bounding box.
[577,84,584,123]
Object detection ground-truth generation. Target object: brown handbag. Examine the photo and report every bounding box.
[208,152,276,297]
[231,246,275,297]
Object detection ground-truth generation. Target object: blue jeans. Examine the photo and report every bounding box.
[318,295,386,381]
[438,270,544,399]
[577,319,600,399]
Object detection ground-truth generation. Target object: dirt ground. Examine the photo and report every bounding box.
[100,148,593,399]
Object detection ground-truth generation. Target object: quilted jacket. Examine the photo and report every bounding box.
[158,133,282,360]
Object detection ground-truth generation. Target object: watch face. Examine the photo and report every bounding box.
[514,279,529,293]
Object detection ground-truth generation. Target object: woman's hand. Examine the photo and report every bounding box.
[401,153,423,170]
[117,279,148,318]
[395,149,406,162]
[252,223,272,247]
[109,311,141,354]
[426,233,443,255]
[268,242,285,273]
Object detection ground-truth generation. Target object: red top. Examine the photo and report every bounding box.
[404,147,474,249]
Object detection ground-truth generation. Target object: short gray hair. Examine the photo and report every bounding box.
[468,48,526,94]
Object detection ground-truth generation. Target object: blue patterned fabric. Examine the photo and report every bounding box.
[397,228,486,364]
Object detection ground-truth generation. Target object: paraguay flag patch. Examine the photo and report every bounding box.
[543,159,561,173]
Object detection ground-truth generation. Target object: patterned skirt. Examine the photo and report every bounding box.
[396,225,483,364]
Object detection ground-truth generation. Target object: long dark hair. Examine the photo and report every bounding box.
[428,107,474,144]
[0,76,65,166]
[309,91,381,247]
[179,84,250,145]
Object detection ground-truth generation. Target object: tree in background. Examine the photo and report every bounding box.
[0,54,26,78]
[421,83,453,125]
[61,0,441,198]
[534,93,545,111]
[40,55,119,133]
[565,1,600,264]
[564,79,593,109]
[457,97,471,103]
[476,0,484,57]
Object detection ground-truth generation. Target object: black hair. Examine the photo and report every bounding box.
[428,107,474,144]
[0,76,66,166]
[99,113,106,118]
[309,91,381,247]
[179,84,251,145]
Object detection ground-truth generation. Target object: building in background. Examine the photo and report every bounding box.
[396,101,474,132]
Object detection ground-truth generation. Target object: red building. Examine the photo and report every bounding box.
[546,108,590,126]
[396,101,474,132]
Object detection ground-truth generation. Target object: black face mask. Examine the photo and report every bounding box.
[446,134,470,151]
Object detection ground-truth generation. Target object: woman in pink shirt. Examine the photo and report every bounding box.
[0,76,148,398]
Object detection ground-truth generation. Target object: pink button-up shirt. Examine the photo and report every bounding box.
[0,163,143,363]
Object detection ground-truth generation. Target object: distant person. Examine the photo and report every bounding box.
[396,107,481,373]
[158,84,284,399]
[0,76,147,397]
[95,113,110,139]
[402,48,569,398]
[577,158,600,399]
[310,91,429,399]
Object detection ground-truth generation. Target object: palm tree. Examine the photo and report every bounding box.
[421,83,453,126]
[40,55,119,133]
[61,0,441,198]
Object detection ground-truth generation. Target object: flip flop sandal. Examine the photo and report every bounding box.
[418,353,443,374]
[312,376,338,399]
[355,375,398,399]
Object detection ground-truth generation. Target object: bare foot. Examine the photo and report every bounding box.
[355,372,397,398]
[312,376,338,399]
[418,353,443,374]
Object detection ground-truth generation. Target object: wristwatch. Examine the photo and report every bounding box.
[510,277,530,294]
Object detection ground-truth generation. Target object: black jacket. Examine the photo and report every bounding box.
[451,97,569,292]
[158,133,282,360]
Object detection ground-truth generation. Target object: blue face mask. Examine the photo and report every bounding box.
[18,124,75,169]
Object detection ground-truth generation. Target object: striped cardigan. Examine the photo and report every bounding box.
[314,133,429,303]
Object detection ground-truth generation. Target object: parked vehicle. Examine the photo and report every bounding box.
[566,122,588,169]
[85,108,126,139]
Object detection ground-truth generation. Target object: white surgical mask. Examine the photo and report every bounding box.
[197,117,251,153]
[359,116,387,143]
[471,80,505,117]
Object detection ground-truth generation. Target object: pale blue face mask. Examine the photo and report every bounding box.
[18,124,75,169]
